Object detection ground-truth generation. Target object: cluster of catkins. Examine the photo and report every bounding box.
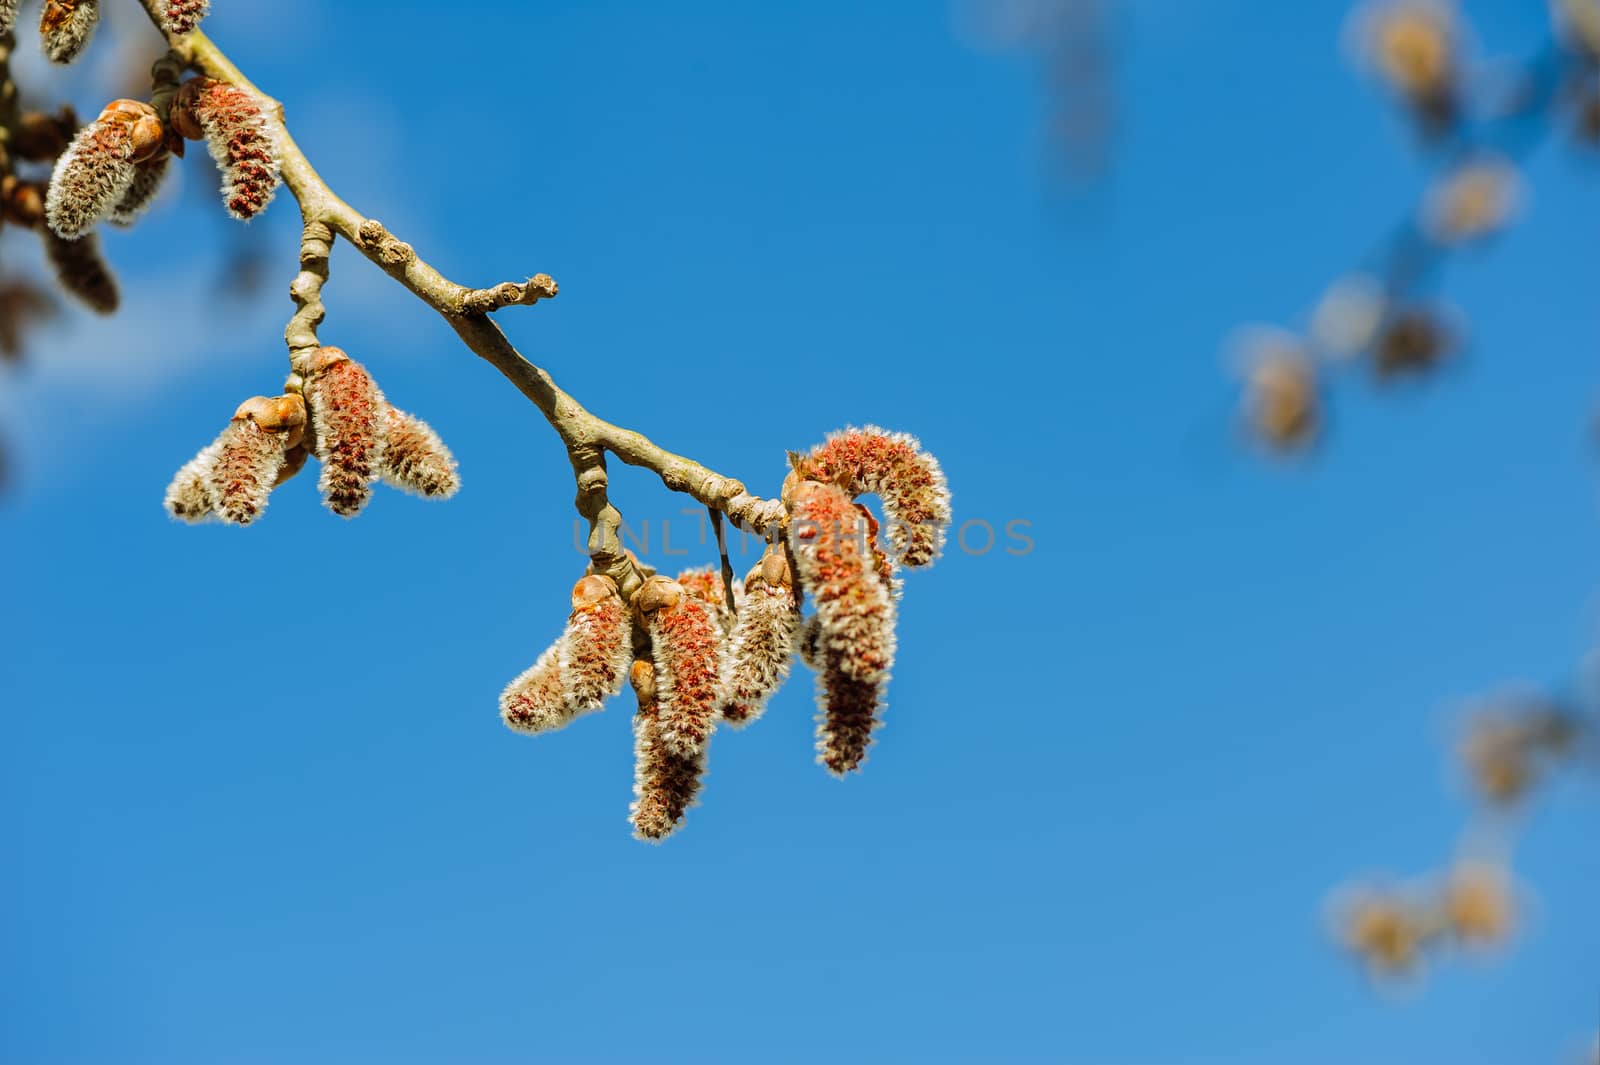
[165,346,459,525]
[1,3,246,316]
[499,427,952,842]
[0,1,208,63]
[1335,860,1517,979]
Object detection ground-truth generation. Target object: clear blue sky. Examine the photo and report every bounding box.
[2,1,1597,1062]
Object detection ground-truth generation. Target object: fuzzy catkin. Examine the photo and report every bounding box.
[45,119,137,238]
[1,0,19,35]
[164,441,220,522]
[208,416,289,525]
[177,78,280,220]
[801,426,952,568]
[788,480,897,685]
[629,660,707,842]
[108,157,170,226]
[638,576,723,758]
[815,667,883,776]
[718,554,801,727]
[500,642,566,734]
[559,576,633,713]
[157,0,208,34]
[378,405,459,498]
[39,0,99,64]
[304,348,385,517]
[42,231,117,313]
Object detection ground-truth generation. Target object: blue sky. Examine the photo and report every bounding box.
[2,1,1597,1062]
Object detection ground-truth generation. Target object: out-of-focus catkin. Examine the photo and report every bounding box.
[637,575,722,757]
[304,347,385,517]
[500,642,566,735]
[378,405,458,499]
[718,551,801,727]
[42,230,117,313]
[171,77,280,221]
[39,0,99,64]
[1,0,19,35]
[559,575,633,713]
[629,659,707,842]
[800,426,952,568]
[108,157,171,226]
[157,0,208,34]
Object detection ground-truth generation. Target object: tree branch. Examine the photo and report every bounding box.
[136,5,787,570]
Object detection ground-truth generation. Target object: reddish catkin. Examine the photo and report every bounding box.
[637,575,723,758]
[39,0,99,64]
[157,0,208,34]
[787,479,898,684]
[718,552,801,727]
[801,426,952,568]
[108,157,170,226]
[206,394,304,526]
[499,642,566,735]
[815,667,884,776]
[629,660,707,842]
[172,78,280,221]
[559,575,633,713]
[676,565,738,627]
[378,405,459,499]
[42,231,117,313]
[303,347,386,517]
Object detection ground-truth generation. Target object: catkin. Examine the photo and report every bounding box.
[718,551,800,727]
[303,347,386,517]
[637,575,722,758]
[629,660,707,842]
[801,426,952,568]
[559,575,633,713]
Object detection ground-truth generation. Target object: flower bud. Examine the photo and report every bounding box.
[718,552,800,727]
[39,0,99,65]
[559,575,633,713]
[172,78,280,220]
[799,426,952,568]
[637,575,722,757]
[304,347,385,517]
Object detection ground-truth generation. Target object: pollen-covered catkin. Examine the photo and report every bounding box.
[157,0,208,34]
[787,479,897,684]
[164,441,220,522]
[378,405,459,499]
[559,575,633,713]
[207,394,304,525]
[500,642,567,734]
[304,347,386,517]
[815,666,883,776]
[719,551,801,727]
[108,157,170,226]
[629,659,707,842]
[171,78,280,220]
[42,231,117,313]
[45,120,137,238]
[637,575,723,757]
[39,0,99,64]
[801,426,952,568]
